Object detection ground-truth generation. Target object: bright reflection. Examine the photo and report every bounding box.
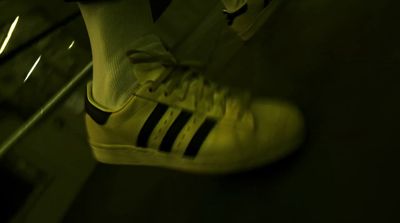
[0,16,19,55]
[68,40,75,50]
[24,55,41,82]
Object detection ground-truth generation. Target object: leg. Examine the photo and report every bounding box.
[78,0,153,109]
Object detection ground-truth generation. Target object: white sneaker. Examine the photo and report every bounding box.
[85,48,304,174]
[223,0,279,41]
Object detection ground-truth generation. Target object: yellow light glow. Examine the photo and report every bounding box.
[24,55,41,82]
[0,16,19,55]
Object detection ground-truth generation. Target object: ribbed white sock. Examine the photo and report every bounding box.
[79,0,153,109]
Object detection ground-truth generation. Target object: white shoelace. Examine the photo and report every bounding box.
[127,49,252,118]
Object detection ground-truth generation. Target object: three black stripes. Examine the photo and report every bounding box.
[137,103,217,158]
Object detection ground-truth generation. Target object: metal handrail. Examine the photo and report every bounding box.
[0,62,92,158]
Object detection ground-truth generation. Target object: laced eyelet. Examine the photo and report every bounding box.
[148,87,153,93]
[164,92,169,97]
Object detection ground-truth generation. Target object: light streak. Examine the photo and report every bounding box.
[24,55,41,82]
[68,40,75,49]
[0,16,19,55]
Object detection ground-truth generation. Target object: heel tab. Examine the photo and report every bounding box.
[85,83,111,125]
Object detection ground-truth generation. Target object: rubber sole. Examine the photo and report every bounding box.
[89,129,304,175]
[90,142,251,174]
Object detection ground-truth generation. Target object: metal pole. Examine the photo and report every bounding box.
[0,62,92,158]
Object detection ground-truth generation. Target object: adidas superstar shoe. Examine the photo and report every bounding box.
[223,0,279,41]
[84,49,304,174]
